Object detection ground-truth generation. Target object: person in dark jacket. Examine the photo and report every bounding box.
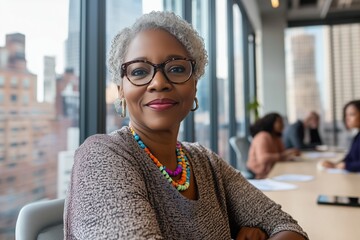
[321,100,360,172]
[283,111,322,150]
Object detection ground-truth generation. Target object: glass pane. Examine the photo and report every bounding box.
[105,0,183,135]
[285,23,360,148]
[0,0,79,239]
[216,0,230,162]
[233,4,245,137]
[192,0,211,148]
[331,23,360,146]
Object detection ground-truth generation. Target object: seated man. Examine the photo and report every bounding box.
[283,111,322,150]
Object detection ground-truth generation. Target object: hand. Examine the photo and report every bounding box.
[236,227,268,240]
[335,161,345,169]
[283,148,301,161]
[321,160,336,168]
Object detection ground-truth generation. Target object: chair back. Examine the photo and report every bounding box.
[15,198,65,240]
[229,136,253,178]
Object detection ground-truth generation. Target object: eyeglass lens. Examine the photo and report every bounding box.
[125,59,193,85]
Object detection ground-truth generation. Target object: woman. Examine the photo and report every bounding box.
[321,100,360,171]
[247,113,300,179]
[64,11,307,240]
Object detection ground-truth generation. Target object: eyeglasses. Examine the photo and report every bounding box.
[121,57,196,86]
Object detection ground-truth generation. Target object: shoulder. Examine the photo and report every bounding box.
[78,126,131,152]
[181,141,225,167]
[74,126,138,170]
[83,126,130,147]
[286,121,300,129]
[181,142,212,160]
[253,131,272,142]
[294,120,303,129]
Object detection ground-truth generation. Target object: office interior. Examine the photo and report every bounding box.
[1,0,360,239]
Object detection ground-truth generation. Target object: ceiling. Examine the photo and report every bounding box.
[257,0,360,25]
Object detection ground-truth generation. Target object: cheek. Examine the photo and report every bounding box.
[184,88,196,107]
[123,82,143,109]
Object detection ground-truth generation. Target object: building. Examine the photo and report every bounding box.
[286,33,321,123]
[0,33,56,239]
[43,56,56,103]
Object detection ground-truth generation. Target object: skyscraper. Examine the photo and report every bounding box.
[65,0,80,76]
[286,32,321,122]
[43,56,56,103]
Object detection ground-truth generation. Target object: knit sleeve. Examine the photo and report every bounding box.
[204,147,308,239]
[64,135,163,240]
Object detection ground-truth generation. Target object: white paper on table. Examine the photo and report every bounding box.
[248,179,298,191]
[272,174,314,182]
[325,168,350,174]
[302,152,337,159]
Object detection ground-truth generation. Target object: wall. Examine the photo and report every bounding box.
[240,0,261,31]
[260,12,287,116]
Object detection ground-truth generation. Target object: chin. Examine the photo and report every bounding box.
[146,120,181,132]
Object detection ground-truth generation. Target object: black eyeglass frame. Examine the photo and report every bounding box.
[120,57,196,86]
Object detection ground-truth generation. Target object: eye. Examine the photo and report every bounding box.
[130,68,150,78]
[168,66,186,74]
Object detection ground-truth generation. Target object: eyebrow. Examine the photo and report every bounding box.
[128,55,189,62]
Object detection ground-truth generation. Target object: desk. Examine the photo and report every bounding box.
[265,154,360,240]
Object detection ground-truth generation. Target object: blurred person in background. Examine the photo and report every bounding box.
[321,100,360,172]
[283,111,322,150]
[247,113,300,179]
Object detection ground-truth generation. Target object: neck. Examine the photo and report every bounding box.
[130,124,179,167]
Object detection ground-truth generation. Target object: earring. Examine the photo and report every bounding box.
[191,97,199,111]
[114,98,126,117]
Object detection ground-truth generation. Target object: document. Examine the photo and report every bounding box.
[302,151,337,159]
[272,174,314,182]
[325,168,351,174]
[248,179,298,191]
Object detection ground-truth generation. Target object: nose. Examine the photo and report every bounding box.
[147,69,172,92]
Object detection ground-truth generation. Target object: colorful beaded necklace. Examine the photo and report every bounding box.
[130,127,191,191]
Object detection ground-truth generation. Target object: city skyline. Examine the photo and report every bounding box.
[0,0,69,101]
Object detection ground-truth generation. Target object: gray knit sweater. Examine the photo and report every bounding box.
[64,126,307,239]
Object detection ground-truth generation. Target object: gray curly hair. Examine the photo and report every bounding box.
[108,11,208,86]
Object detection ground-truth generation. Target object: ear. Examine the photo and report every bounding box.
[117,85,124,98]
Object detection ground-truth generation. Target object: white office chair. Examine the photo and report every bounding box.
[15,198,65,240]
[229,136,254,179]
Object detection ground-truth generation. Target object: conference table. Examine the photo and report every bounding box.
[264,151,360,240]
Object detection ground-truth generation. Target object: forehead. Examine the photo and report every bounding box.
[346,105,360,113]
[125,29,189,62]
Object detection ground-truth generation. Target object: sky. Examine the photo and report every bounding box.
[0,0,69,100]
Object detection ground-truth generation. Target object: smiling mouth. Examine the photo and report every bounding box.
[146,99,178,111]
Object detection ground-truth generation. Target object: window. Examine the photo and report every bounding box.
[0,91,4,104]
[0,1,79,239]
[10,94,17,102]
[233,4,245,137]
[10,77,18,87]
[285,23,360,147]
[193,0,211,148]
[22,93,29,105]
[0,76,4,86]
[216,0,230,162]
[22,78,30,88]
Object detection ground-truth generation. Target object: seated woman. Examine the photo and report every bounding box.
[321,100,360,172]
[247,113,300,179]
[64,11,307,240]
